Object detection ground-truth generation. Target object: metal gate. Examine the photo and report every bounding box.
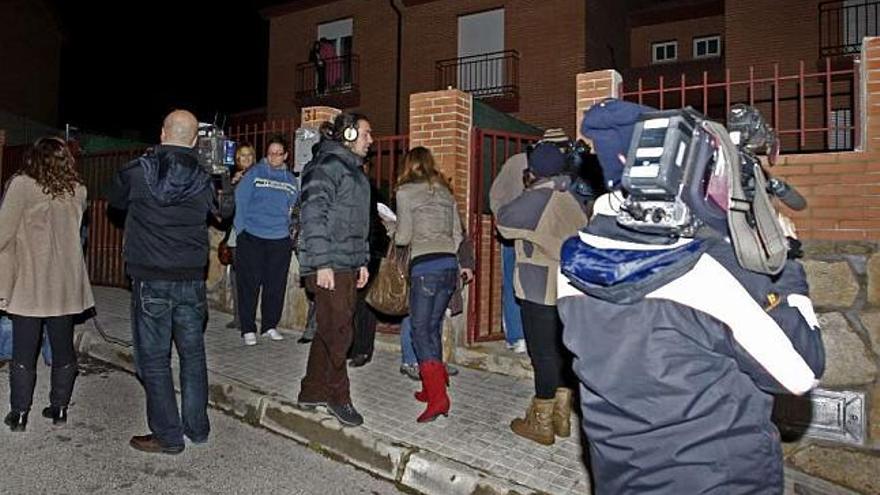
[466,128,540,344]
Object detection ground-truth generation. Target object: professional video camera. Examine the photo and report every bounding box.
[618,105,804,274]
[197,123,236,177]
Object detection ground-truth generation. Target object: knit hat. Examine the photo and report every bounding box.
[527,142,567,178]
[580,99,653,189]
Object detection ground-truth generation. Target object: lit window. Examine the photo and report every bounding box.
[652,41,678,64]
[693,35,722,59]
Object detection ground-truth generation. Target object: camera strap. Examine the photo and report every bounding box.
[704,120,787,275]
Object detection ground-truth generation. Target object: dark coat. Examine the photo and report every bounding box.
[297,139,370,275]
[107,145,233,280]
[557,207,825,494]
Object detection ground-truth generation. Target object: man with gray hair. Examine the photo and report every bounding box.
[108,109,234,454]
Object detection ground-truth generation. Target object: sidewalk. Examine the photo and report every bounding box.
[77,286,859,495]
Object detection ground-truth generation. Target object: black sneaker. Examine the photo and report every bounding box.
[327,402,363,427]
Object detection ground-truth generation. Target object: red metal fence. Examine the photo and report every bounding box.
[227,118,299,157]
[368,134,409,206]
[86,198,127,288]
[622,59,859,153]
[467,128,540,344]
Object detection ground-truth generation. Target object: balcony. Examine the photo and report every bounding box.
[435,50,520,113]
[820,0,880,56]
[295,54,360,108]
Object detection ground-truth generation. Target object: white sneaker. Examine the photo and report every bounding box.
[242,332,258,346]
[509,339,527,354]
[264,328,284,341]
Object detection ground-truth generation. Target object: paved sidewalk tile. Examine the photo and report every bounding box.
[94,286,591,494]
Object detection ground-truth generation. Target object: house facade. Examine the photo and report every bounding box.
[263,0,629,137]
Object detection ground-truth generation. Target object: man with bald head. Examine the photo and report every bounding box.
[108,109,234,454]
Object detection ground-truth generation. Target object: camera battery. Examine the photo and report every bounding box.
[623,108,697,200]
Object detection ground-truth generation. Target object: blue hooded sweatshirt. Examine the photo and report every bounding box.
[234,159,298,240]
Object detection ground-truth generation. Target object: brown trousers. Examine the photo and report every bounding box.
[298,270,358,405]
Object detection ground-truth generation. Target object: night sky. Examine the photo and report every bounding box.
[49,0,275,141]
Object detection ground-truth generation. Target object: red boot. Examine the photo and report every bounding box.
[414,364,449,402]
[416,361,450,423]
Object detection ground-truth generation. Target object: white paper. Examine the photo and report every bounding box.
[377,202,397,222]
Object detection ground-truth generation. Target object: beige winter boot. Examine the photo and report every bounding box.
[553,388,572,438]
[510,398,555,445]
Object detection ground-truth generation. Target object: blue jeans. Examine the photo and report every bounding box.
[131,279,210,448]
[409,269,457,364]
[400,316,417,366]
[501,243,524,344]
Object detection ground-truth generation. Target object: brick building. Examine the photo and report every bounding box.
[262,0,630,137]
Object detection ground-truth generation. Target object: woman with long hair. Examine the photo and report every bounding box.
[0,136,94,431]
[394,146,463,423]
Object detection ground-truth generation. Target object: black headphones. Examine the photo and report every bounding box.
[333,112,367,143]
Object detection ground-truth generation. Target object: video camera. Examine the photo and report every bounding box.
[197,123,236,177]
[618,105,803,274]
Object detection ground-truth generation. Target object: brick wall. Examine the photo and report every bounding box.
[630,15,725,67]
[268,0,589,137]
[725,0,823,77]
[267,0,398,134]
[300,106,340,129]
[575,70,622,142]
[402,0,587,137]
[407,90,472,213]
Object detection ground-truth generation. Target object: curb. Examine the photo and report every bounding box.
[74,324,536,495]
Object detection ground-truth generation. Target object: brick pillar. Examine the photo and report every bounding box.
[860,37,880,152]
[408,90,473,214]
[575,69,623,143]
[301,106,341,129]
[408,89,474,353]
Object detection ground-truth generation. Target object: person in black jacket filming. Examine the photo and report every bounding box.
[108,109,234,455]
[557,100,825,494]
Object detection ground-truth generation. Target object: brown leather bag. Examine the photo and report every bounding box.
[365,244,410,316]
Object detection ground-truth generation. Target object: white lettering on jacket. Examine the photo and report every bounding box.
[254,178,297,195]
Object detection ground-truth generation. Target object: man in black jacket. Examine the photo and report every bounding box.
[108,110,234,454]
[296,112,372,427]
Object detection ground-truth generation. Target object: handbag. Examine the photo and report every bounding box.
[218,240,234,266]
[365,244,410,316]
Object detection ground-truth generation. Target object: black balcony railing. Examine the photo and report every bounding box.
[820,0,880,56]
[435,50,519,103]
[295,54,360,107]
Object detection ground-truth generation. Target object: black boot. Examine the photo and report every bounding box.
[48,361,78,413]
[4,411,28,432]
[9,361,36,408]
[42,406,68,425]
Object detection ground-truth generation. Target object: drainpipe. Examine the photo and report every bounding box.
[390,0,403,134]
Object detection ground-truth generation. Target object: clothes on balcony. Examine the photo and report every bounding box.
[319,40,340,88]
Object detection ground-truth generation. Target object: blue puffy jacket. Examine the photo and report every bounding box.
[557,201,825,494]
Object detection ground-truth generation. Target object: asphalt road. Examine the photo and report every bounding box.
[0,359,403,495]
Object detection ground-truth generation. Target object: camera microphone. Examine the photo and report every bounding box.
[767,177,807,211]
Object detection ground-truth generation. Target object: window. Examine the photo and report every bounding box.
[693,35,721,59]
[317,18,354,90]
[652,41,678,64]
[829,108,853,150]
[458,8,505,93]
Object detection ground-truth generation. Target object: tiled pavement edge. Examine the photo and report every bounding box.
[74,286,861,495]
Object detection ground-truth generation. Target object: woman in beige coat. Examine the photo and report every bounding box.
[0,136,94,431]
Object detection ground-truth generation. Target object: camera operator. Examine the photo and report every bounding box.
[558,100,825,493]
[107,109,234,454]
